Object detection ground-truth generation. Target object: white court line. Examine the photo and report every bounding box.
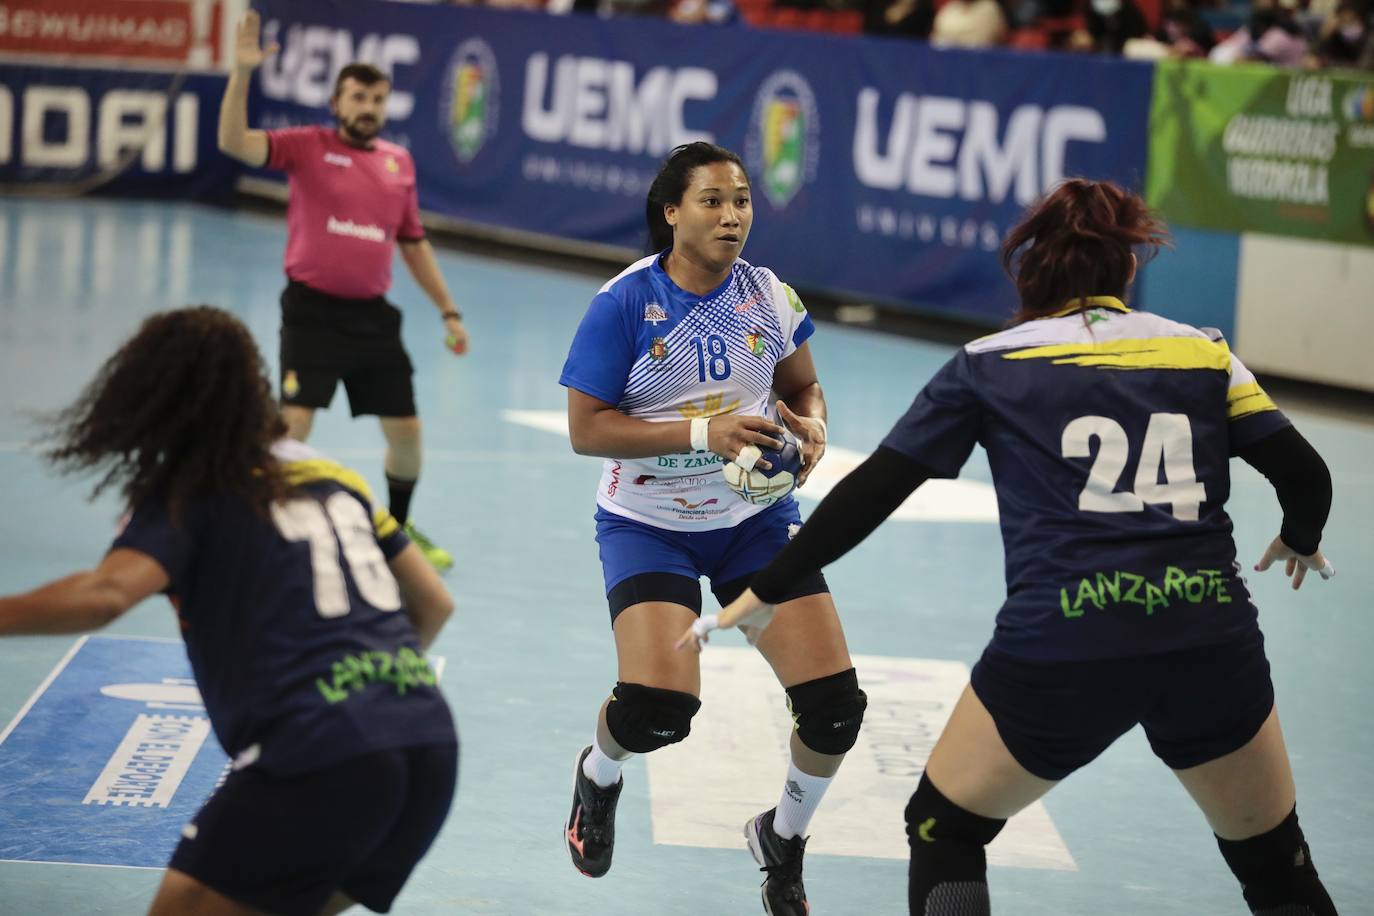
[0,635,89,746]
[502,408,1000,523]
[0,858,163,870]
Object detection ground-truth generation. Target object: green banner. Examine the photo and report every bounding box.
[1147,59,1374,246]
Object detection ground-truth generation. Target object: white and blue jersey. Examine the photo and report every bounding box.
[560,253,815,531]
[882,297,1290,660]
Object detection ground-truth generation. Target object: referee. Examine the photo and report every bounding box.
[217,10,464,570]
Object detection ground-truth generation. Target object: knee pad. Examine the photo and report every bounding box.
[1216,807,1337,916]
[905,773,1006,916]
[785,668,867,756]
[604,682,702,755]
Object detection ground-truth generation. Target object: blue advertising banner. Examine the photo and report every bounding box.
[0,64,240,200]
[249,0,1153,322]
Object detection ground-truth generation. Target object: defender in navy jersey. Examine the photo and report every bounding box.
[559,143,867,915]
[691,181,1341,915]
[0,308,458,916]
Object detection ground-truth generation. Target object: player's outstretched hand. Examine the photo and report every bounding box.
[234,11,278,73]
[444,316,469,356]
[776,400,826,487]
[707,414,785,471]
[675,588,777,652]
[1254,536,1335,590]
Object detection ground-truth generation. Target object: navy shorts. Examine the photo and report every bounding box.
[970,633,1274,781]
[170,743,457,915]
[595,500,829,623]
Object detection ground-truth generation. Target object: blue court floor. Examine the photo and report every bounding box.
[0,196,1370,915]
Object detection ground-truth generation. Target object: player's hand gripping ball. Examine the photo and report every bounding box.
[723,429,803,506]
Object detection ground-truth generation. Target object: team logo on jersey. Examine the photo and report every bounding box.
[282,370,300,399]
[441,38,499,163]
[746,70,820,210]
[644,302,668,324]
[649,337,668,361]
[384,156,399,174]
[677,393,740,418]
[745,330,766,356]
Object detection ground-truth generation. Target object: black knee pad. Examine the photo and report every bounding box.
[906,773,1006,916]
[604,682,702,754]
[1217,807,1337,916]
[785,668,867,756]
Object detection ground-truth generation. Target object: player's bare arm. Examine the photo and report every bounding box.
[771,341,827,485]
[567,388,784,465]
[0,549,169,635]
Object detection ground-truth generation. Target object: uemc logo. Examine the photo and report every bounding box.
[853,89,1106,205]
[260,21,419,119]
[746,70,819,209]
[521,53,715,155]
[443,38,498,162]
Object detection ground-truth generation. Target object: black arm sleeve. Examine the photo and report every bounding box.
[751,446,934,604]
[1236,424,1332,556]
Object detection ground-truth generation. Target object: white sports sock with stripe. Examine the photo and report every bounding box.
[772,761,833,839]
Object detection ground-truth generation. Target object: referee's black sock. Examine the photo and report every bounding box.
[386,474,417,526]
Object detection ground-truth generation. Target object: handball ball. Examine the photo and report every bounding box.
[723,429,803,506]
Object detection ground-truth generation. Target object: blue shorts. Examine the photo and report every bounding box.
[170,743,457,915]
[970,632,1274,781]
[594,500,828,623]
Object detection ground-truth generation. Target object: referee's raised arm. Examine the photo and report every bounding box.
[217,10,275,168]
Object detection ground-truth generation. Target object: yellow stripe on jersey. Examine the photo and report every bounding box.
[281,458,401,540]
[1227,381,1279,420]
[1040,295,1132,319]
[1001,336,1232,372]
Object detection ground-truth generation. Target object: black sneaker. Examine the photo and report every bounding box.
[745,808,810,915]
[565,746,623,878]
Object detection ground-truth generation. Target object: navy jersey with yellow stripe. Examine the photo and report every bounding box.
[882,298,1289,660]
[111,440,455,776]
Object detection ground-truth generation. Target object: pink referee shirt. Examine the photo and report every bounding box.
[266,125,425,300]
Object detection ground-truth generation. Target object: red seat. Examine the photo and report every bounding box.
[830,9,864,32]
[1009,27,1049,48]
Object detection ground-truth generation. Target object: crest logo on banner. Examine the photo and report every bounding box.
[443,38,499,163]
[747,70,820,210]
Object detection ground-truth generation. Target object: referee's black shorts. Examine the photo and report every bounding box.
[279,280,416,418]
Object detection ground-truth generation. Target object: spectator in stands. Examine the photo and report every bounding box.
[1157,0,1218,55]
[930,0,1008,46]
[1071,0,1150,52]
[1210,0,1309,65]
[1312,0,1374,65]
[864,0,937,36]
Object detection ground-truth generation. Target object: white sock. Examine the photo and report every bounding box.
[582,734,628,789]
[772,761,833,839]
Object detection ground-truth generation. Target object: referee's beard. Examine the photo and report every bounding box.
[338,115,382,146]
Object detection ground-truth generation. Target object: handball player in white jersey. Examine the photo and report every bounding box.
[558,142,867,915]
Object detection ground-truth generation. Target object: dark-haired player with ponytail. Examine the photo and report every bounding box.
[559,142,866,915]
[688,179,1341,915]
[0,306,459,916]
